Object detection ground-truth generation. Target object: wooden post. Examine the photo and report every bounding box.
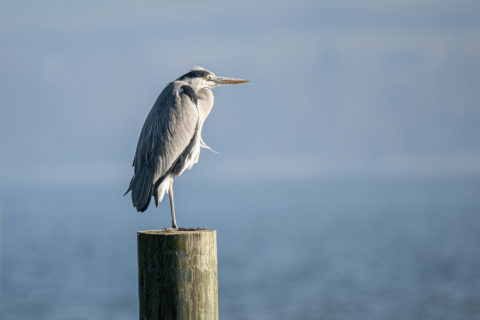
[137,230,218,320]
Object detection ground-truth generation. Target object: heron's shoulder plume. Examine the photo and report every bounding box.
[200,137,219,154]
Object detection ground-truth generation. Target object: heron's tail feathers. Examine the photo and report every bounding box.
[125,168,154,212]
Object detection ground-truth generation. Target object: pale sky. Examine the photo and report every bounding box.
[1,0,480,186]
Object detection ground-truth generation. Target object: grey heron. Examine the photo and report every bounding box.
[125,67,249,229]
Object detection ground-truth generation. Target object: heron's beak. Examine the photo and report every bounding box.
[213,76,249,86]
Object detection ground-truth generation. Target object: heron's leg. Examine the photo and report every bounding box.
[169,180,178,229]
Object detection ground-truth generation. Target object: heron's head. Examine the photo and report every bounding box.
[177,66,249,91]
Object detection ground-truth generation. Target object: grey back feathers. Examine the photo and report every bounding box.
[125,80,202,211]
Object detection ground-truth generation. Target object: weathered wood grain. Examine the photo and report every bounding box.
[138,230,218,320]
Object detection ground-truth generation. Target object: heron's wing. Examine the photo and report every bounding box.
[127,82,198,211]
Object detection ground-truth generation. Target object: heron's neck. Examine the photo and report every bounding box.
[196,88,214,124]
[184,78,208,93]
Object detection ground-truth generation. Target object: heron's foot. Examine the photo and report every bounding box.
[161,227,206,232]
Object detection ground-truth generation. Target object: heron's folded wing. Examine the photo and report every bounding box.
[133,82,198,182]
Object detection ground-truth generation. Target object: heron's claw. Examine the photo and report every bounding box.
[161,227,206,232]
[162,227,178,231]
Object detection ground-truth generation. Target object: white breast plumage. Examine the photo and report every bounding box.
[178,135,202,175]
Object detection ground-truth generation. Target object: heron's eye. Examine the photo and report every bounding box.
[203,76,207,80]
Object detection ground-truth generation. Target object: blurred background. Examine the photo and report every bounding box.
[1,0,480,319]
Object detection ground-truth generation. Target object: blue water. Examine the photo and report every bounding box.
[1,176,480,319]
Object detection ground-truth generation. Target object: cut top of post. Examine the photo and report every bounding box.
[138,229,215,236]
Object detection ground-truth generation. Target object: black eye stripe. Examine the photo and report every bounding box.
[177,70,210,81]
